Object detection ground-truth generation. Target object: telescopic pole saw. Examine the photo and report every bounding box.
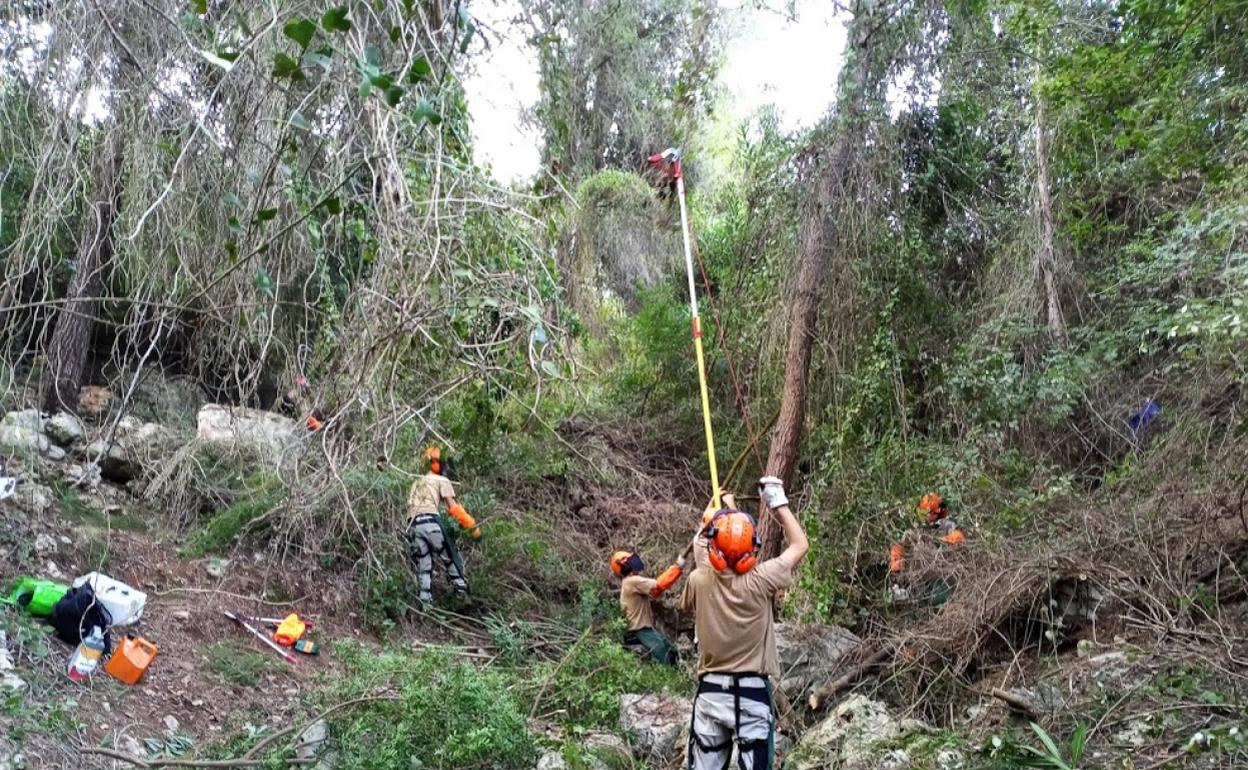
[648,147,721,511]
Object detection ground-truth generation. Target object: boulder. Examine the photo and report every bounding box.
[132,374,204,424]
[775,623,861,699]
[0,410,49,454]
[535,752,567,770]
[196,404,300,463]
[535,747,609,770]
[82,417,178,482]
[619,692,691,766]
[44,412,85,446]
[787,695,928,770]
[13,482,53,514]
[295,720,329,762]
[583,732,630,765]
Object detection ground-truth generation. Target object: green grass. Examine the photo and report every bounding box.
[51,478,148,532]
[182,496,278,558]
[206,640,290,686]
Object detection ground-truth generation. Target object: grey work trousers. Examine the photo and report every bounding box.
[688,673,774,770]
[406,515,468,605]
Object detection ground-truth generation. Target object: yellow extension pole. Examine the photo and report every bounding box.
[674,172,721,511]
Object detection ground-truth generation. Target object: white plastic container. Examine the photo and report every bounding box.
[72,572,147,627]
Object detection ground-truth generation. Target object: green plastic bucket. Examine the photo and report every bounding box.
[3,577,71,616]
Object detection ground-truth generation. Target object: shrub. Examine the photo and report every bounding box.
[324,643,537,770]
[524,625,691,731]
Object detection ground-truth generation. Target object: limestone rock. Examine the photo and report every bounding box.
[82,418,178,482]
[788,695,928,770]
[295,720,328,762]
[196,404,301,464]
[13,482,53,514]
[775,623,861,699]
[583,732,630,765]
[45,412,85,446]
[535,749,607,770]
[34,533,57,554]
[620,692,692,766]
[535,752,567,770]
[0,673,26,694]
[0,410,49,454]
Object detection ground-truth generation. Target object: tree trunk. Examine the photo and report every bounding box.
[1033,90,1067,342]
[43,136,126,412]
[759,16,877,560]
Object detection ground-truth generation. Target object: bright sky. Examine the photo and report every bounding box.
[464,0,848,183]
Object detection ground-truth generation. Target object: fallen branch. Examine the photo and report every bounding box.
[243,693,398,760]
[77,746,313,768]
[808,647,892,710]
[988,687,1040,716]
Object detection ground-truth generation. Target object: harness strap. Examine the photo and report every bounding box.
[411,513,440,525]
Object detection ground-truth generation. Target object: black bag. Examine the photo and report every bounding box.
[51,583,113,652]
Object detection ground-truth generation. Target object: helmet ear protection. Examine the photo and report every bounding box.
[705,510,761,574]
[423,446,442,475]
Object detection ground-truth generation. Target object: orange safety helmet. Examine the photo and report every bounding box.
[705,511,761,574]
[918,491,947,524]
[611,550,644,577]
[422,446,442,475]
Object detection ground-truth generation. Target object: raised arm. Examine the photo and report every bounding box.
[759,476,808,568]
[650,554,687,598]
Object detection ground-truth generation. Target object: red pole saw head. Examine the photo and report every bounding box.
[647,146,682,180]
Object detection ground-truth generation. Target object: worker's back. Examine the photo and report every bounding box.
[408,471,452,515]
[681,559,793,678]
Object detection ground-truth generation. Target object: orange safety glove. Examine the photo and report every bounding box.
[650,563,683,598]
[448,502,481,538]
[939,529,965,546]
[306,415,324,432]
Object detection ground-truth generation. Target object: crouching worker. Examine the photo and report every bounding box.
[406,446,480,608]
[611,550,685,665]
[679,476,808,770]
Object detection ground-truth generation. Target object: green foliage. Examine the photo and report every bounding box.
[525,628,690,730]
[180,466,285,557]
[321,643,537,770]
[981,723,1088,770]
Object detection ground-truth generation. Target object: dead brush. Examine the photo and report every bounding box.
[842,419,1248,726]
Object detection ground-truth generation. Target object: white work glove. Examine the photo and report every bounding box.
[676,555,687,570]
[758,476,788,509]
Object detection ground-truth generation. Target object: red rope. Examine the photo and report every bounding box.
[687,222,766,480]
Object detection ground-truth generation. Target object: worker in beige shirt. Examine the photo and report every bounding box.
[610,550,685,665]
[407,446,480,607]
[678,476,808,770]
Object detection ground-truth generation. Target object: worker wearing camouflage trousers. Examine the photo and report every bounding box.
[407,514,468,605]
[406,447,480,607]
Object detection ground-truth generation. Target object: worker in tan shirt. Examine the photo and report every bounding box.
[678,476,808,770]
[610,550,685,665]
[407,446,480,607]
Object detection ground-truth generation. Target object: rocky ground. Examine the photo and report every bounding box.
[1,395,1245,769]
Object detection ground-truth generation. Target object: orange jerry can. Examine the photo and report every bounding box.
[104,635,159,685]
